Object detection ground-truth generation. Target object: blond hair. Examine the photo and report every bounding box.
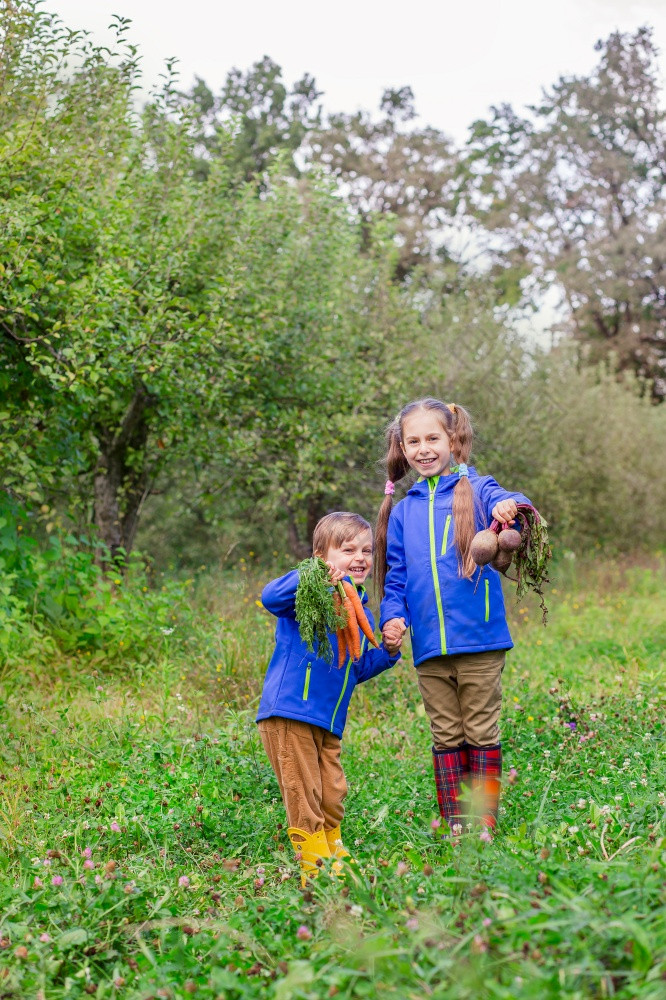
[312,511,372,557]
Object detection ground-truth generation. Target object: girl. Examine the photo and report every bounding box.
[257,511,402,884]
[376,399,532,833]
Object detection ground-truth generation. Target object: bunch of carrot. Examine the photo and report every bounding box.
[333,580,379,667]
[294,557,378,667]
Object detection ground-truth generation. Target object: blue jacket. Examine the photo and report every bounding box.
[256,570,400,739]
[379,469,531,665]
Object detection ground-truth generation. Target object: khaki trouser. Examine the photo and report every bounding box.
[258,717,347,833]
[416,650,505,748]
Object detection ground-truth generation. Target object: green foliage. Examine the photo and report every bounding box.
[0,4,247,553]
[462,27,666,399]
[1,559,665,996]
[0,500,197,665]
[513,505,552,621]
[0,6,419,558]
[294,557,346,664]
[308,87,458,279]
[184,56,322,184]
[3,6,666,589]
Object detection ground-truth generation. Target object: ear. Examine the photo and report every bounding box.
[399,439,407,458]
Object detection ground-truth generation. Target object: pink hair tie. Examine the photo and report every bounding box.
[384,480,395,496]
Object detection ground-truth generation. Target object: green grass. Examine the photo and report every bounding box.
[1,558,665,999]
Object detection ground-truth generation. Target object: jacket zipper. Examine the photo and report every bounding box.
[330,636,366,731]
[302,663,311,700]
[440,513,451,555]
[484,578,490,623]
[428,479,447,655]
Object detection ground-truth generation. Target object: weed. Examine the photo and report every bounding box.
[1,558,665,998]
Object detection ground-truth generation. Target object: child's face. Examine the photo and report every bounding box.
[324,528,373,585]
[400,409,453,478]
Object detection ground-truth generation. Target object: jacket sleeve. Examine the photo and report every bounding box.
[355,645,401,683]
[261,569,299,619]
[379,504,410,628]
[478,476,532,524]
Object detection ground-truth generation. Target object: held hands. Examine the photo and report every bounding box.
[491,499,518,526]
[382,617,407,655]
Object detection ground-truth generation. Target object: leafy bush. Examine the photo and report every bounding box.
[0,503,197,666]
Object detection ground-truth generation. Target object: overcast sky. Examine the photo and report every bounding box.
[46,0,666,145]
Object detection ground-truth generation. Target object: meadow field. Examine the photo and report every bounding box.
[1,556,665,999]
[4,8,666,998]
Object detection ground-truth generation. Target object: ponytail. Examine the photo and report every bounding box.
[448,403,478,579]
[373,420,410,597]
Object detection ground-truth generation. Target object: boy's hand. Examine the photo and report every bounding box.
[382,617,407,653]
[491,499,518,526]
[325,561,345,584]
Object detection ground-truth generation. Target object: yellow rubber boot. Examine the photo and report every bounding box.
[325,825,350,859]
[288,828,331,887]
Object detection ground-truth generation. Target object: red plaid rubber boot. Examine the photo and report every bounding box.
[432,745,469,833]
[468,744,502,829]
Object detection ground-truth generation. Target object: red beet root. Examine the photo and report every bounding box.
[490,549,513,573]
[498,528,521,552]
[470,529,500,566]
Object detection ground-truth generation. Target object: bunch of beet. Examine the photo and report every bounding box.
[470,504,552,623]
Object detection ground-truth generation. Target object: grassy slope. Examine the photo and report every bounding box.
[1,560,665,999]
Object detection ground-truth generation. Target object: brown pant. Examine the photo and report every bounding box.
[258,717,347,833]
[416,650,505,748]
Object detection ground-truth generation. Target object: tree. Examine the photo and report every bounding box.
[137,179,418,558]
[309,87,459,280]
[0,6,248,558]
[183,69,460,281]
[184,56,322,183]
[462,27,666,399]
[0,6,418,561]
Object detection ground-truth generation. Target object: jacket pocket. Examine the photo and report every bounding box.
[302,663,312,701]
[440,513,452,556]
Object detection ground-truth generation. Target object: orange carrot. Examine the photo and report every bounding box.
[341,580,379,648]
[341,595,361,660]
[332,591,348,668]
[336,627,348,668]
[343,621,357,662]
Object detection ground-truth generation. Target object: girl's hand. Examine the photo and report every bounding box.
[491,499,518,525]
[325,561,345,584]
[382,617,407,645]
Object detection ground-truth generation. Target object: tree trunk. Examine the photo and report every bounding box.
[93,383,151,565]
[286,496,327,559]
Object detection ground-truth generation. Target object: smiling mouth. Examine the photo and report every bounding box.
[350,565,366,574]
[418,457,437,466]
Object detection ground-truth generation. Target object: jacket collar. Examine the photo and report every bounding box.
[406,467,477,497]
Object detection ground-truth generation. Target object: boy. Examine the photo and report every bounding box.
[257,512,402,884]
